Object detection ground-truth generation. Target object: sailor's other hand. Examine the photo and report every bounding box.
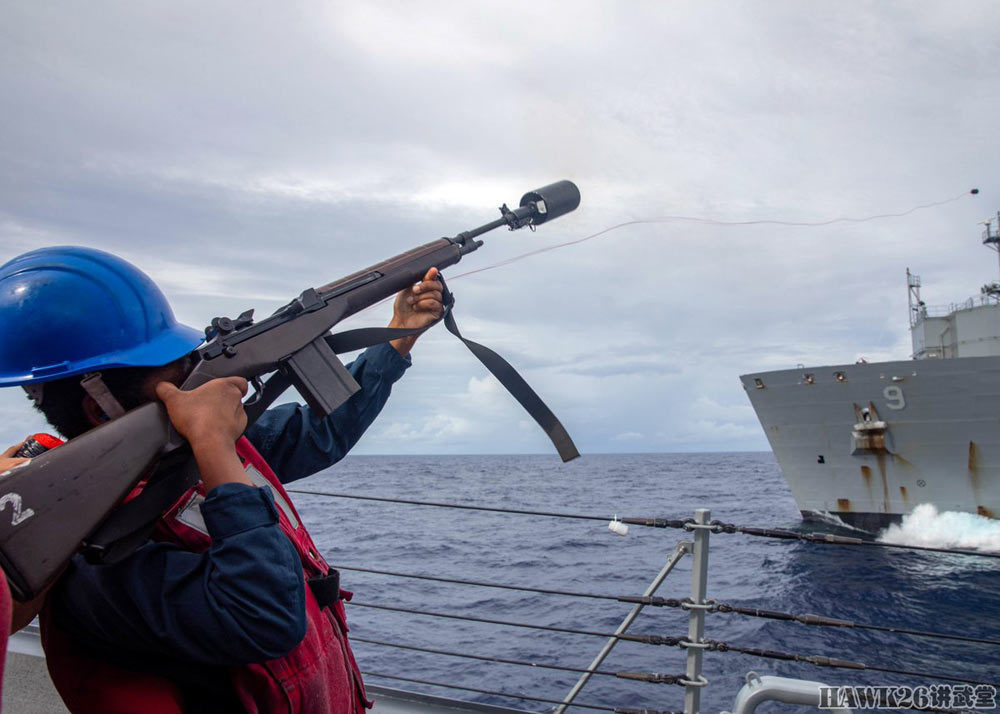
[155,377,249,449]
[390,267,444,356]
[0,442,30,473]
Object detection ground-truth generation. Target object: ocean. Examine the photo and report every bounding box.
[292,452,1000,713]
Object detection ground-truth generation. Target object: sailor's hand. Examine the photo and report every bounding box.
[389,267,444,356]
[156,378,254,491]
[155,377,249,450]
[0,442,30,473]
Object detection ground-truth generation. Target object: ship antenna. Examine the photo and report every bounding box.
[906,268,923,328]
[981,210,1000,302]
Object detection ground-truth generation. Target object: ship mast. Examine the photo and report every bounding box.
[981,211,1000,302]
[906,268,924,328]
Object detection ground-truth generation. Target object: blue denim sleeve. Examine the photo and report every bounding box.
[246,342,411,484]
[50,484,307,666]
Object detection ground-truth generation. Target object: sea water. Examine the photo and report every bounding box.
[295,453,1000,713]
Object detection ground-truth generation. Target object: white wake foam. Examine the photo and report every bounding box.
[878,503,1000,552]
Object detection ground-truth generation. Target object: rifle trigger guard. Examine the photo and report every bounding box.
[244,376,265,407]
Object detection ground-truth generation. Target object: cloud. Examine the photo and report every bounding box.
[2,1,999,455]
[612,431,643,442]
[565,358,682,378]
[375,414,475,443]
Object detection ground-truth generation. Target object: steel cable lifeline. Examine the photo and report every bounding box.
[308,492,1000,691]
[352,636,689,685]
[288,488,610,521]
[336,564,997,648]
[362,671,683,714]
[288,488,1000,559]
[698,640,998,687]
[335,563,638,600]
[351,600,680,644]
[709,602,1000,647]
[641,517,1000,560]
[350,603,998,687]
[350,597,1000,649]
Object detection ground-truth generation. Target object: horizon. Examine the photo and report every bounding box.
[332,449,775,457]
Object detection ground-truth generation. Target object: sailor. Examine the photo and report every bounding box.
[0,246,445,713]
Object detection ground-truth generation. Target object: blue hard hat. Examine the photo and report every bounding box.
[0,246,205,386]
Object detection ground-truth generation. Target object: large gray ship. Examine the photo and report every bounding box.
[741,212,1000,531]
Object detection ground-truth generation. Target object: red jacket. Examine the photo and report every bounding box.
[42,437,369,714]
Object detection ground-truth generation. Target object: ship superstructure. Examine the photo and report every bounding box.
[741,213,1000,531]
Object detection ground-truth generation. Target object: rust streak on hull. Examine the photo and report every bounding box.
[968,440,984,510]
[891,453,913,467]
[874,451,889,513]
[968,440,981,492]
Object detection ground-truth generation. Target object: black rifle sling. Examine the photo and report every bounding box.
[320,278,579,462]
[89,281,577,563]
[437,279,580,462]
[82,450,201,565]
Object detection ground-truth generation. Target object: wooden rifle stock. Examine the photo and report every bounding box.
[0,402,171,600]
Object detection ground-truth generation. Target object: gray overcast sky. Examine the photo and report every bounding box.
[1,1,998,455]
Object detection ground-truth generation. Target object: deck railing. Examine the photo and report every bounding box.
[284,488,1000,713]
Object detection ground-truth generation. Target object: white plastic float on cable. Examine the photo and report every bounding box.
[608,515,628,536]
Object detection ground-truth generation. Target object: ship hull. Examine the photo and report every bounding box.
[740,356,1000,532]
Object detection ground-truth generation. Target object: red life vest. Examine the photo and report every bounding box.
[41,437,370,714]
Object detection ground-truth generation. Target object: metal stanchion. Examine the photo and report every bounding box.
[555,540,692,713]
[683,509,711,714]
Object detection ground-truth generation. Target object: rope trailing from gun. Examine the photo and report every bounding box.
[447,190,978,282]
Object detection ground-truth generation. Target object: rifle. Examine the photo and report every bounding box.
[0,180,581,601]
